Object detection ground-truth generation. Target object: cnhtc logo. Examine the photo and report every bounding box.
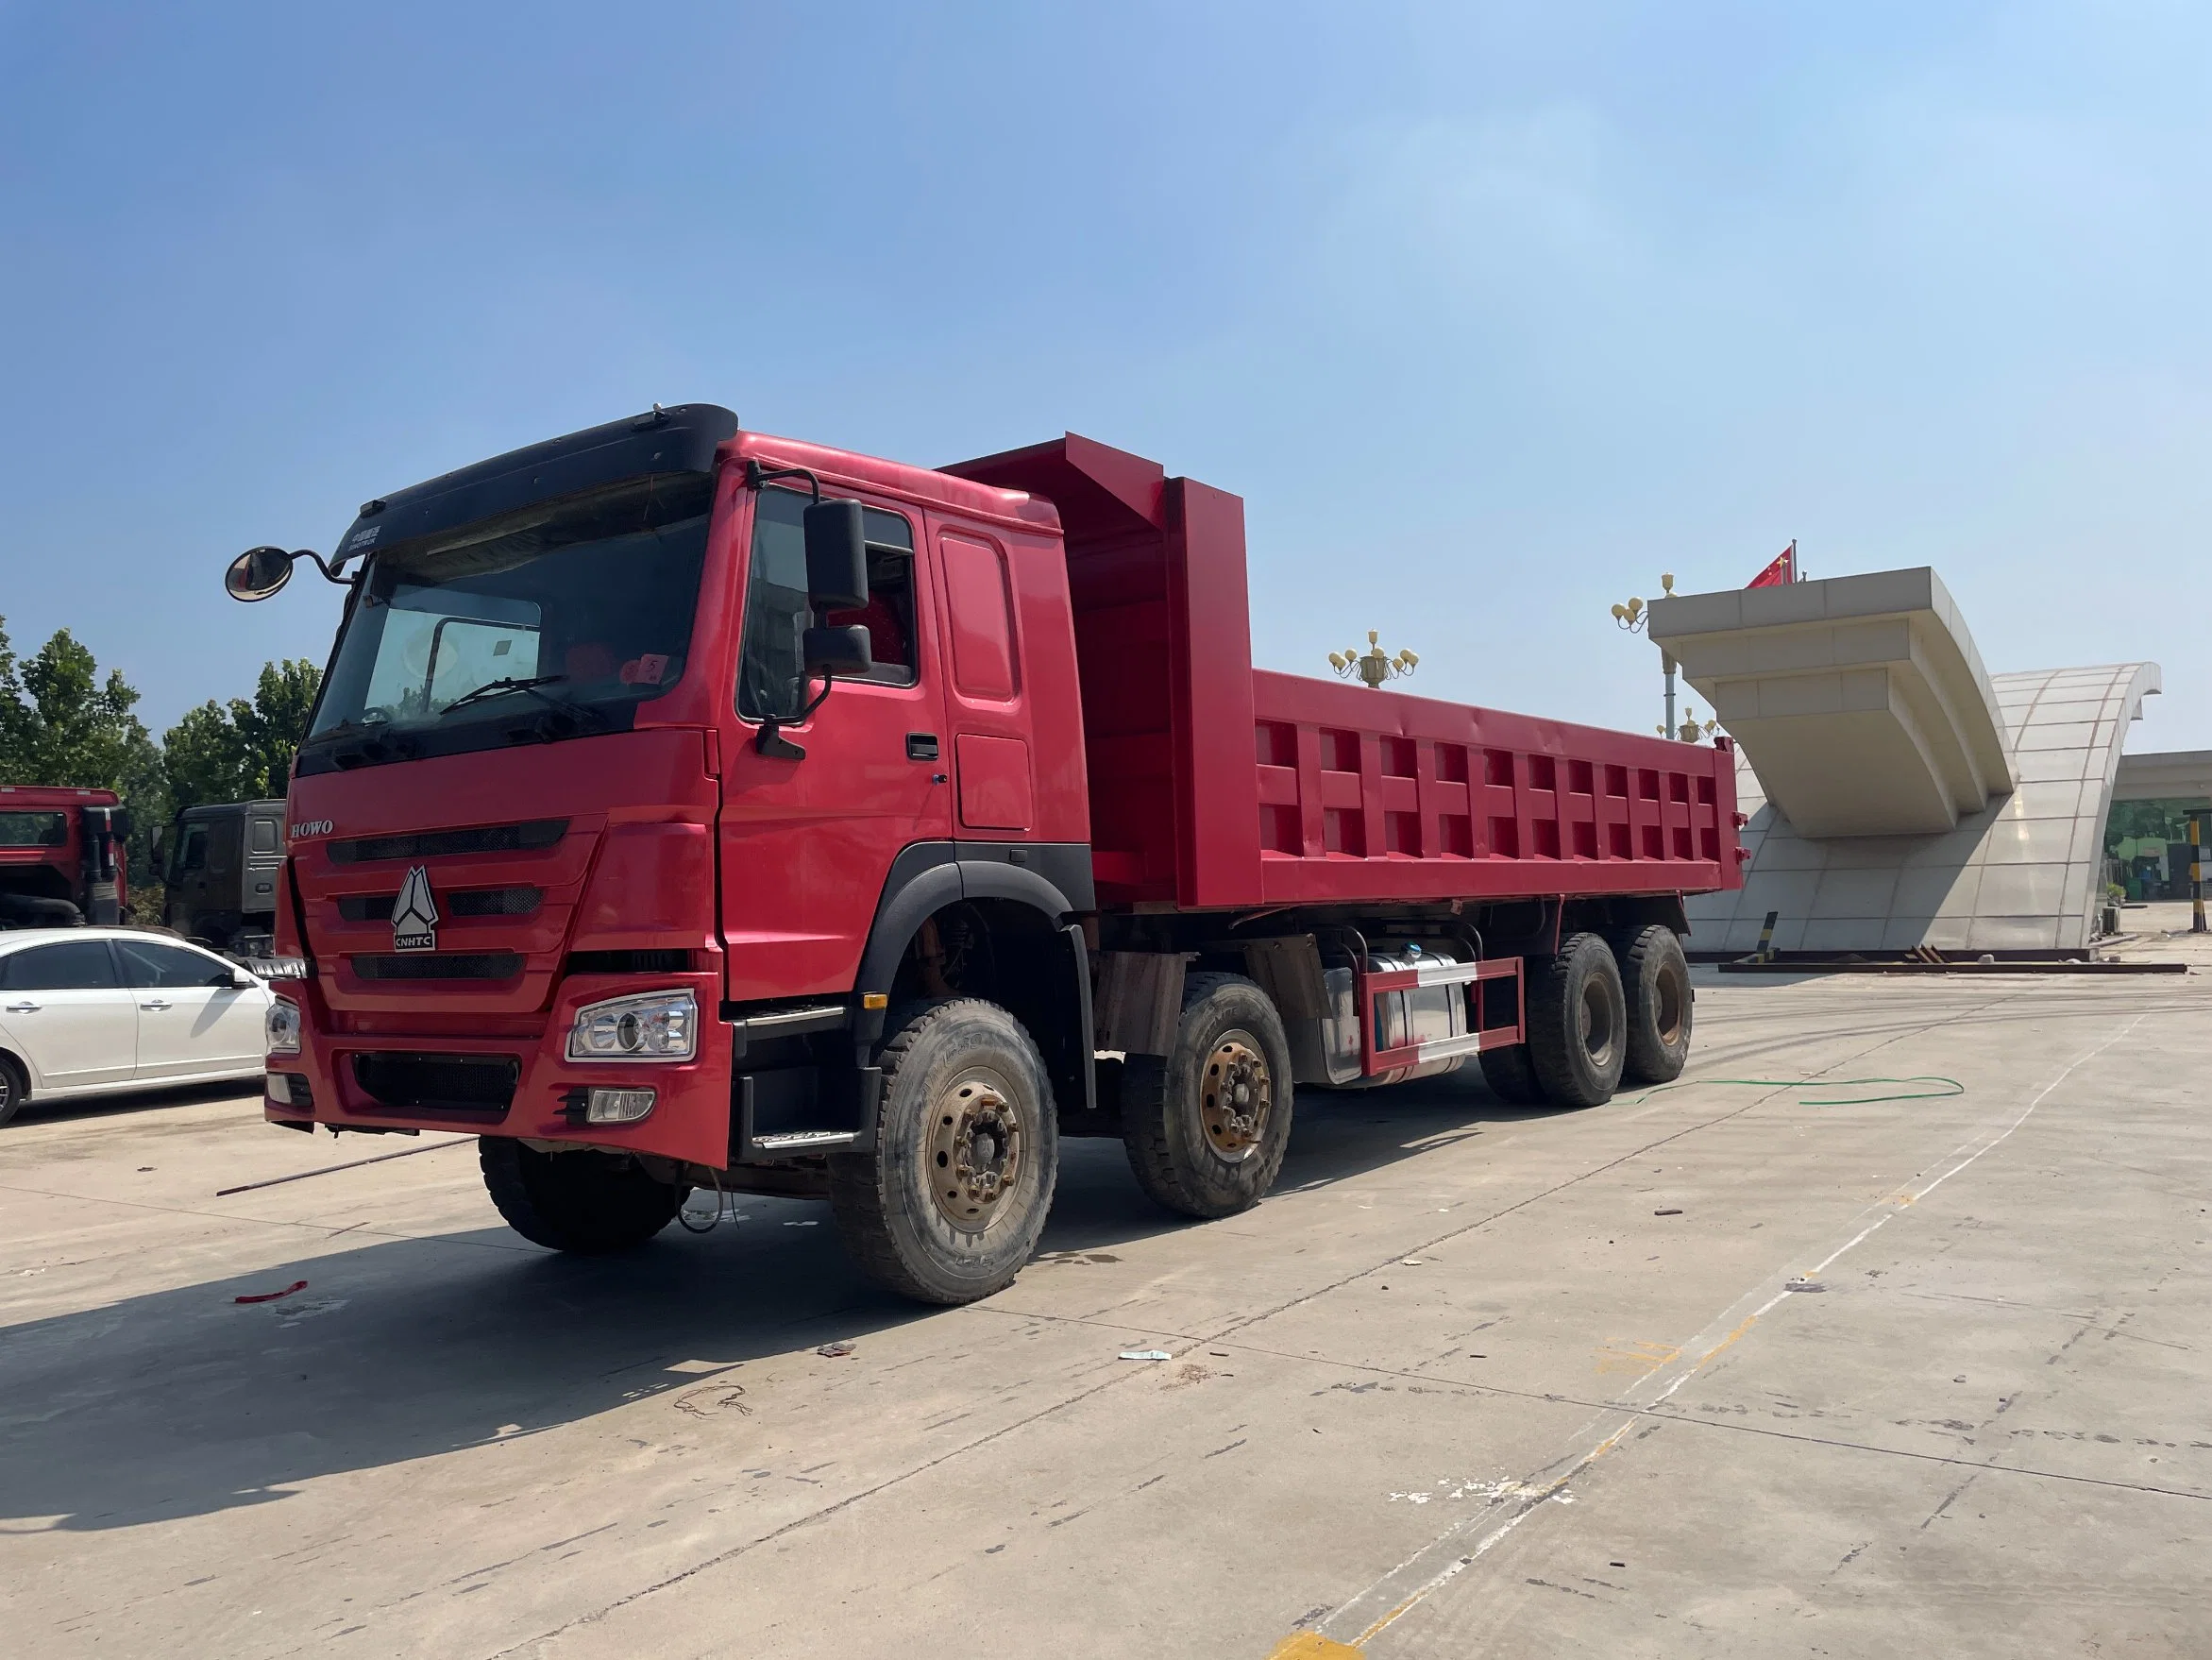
[391,865,440,953]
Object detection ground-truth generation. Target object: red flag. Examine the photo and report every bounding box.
[1748,540,1797,588]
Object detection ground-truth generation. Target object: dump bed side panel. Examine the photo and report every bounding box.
[946,434,1743,913]
[1244,669,1742,904]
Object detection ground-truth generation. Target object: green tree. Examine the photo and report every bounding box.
[163,658,323,810]
[0,616,155,788]
[0,616,167,919]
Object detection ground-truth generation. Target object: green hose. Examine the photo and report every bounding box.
[1630,1076,1967,1107]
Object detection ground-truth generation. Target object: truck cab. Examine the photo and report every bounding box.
[0,786,127,927]
[157,799,287,957]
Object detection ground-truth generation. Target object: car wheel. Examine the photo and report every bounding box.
[0,1053,29,1128]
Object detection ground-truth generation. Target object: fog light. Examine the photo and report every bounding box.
[583,1087,656,1125]
[266,1072,294,1107]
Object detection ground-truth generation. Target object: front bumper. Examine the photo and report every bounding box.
[263,969,733,1168]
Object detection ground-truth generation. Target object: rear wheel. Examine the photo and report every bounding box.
[479,1139,686,1253]
[0,1054,28,1127]
[829,999,1057,1306]
[1477,1041,1546,1106]
[1613,924,1692,1085]
[1524,932,1628,1108]
[1123,972,1294,1219]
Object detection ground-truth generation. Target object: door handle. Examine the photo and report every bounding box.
[4,1001,38,1013]
[140,999,172,1011]
[905,733,940,761]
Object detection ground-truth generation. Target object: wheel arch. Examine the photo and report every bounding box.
[855,842,1097,1118]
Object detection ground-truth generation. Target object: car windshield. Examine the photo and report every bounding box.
[0,811,70,849]
[307,474,714,740]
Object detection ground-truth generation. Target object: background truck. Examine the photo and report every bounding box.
[154,799,287,957]
[228,406,1742,1304]
[0,785,128,927]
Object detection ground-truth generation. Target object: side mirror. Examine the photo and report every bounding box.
[802,500,869,611]
[111,807,134,843]
[802,625,873,678]
[150,825,168,872]
[226,545,295,602]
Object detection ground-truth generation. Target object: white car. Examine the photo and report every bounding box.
[0,929,272,1126]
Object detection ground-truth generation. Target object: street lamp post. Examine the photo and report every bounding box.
[1612,573,1680,737]
[1329,631,1419,689]
[1610,576,1719,742]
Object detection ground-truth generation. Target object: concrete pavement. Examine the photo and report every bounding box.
[3,966,2206,1657]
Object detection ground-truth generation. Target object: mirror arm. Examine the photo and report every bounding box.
[295,549,360,587]
[752,674,836,761]
[743,458,822,503]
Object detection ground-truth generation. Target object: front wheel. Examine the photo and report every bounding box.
[829,999,1058,1306]
[480,1139,687,1253]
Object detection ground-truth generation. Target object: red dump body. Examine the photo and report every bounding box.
[946,434,1742,913]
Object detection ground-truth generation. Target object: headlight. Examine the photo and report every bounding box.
[567,988,697,1062]
[266,996,303,1056]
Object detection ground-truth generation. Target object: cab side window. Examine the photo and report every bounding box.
[737,488,919,721]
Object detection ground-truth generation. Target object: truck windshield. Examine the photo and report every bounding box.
[307,474,713,744]
[0,812,69,849]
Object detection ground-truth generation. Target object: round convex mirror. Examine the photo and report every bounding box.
[225,545,295,601]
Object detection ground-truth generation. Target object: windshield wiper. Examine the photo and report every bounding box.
[439,674,571,717]
[305,714,391,743]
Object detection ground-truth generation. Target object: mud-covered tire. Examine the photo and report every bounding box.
[1613,924,1692,1085]
[1477,1042,1547,1106]
[0,1054,28,1127]
[1525,932,1628,1109]
[479,1138,686,1253]
[1122,972,1294,1219]
[829,999,1057,1306]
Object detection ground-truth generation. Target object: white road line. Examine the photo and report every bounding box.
[1314,1008,2152,1652]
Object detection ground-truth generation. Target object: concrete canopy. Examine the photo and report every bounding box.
[1647,568,2013,837]
[2111,749,2212,806]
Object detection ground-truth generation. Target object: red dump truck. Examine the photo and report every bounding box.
[225,406,1742,1303]
[0,786,128,928]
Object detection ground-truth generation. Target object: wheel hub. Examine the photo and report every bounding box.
[1579,979,1619,1064]
[1200,1036,1273,1163]
[929,1076,1023,1231]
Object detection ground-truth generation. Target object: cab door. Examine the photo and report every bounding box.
[718,484,952,1003]
[166,820,211,935]
[243,809,285,925]
[926,518,1036,840]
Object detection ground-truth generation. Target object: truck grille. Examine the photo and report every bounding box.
[352,1052,517,1116]
[351,952,525,981]
[566,949,694,974]
[327,819,567,864]
[337,886,542,921]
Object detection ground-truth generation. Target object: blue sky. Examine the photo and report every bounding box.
[3,3,2206,749]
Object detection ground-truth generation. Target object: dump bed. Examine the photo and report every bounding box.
[944,435,1744,913]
